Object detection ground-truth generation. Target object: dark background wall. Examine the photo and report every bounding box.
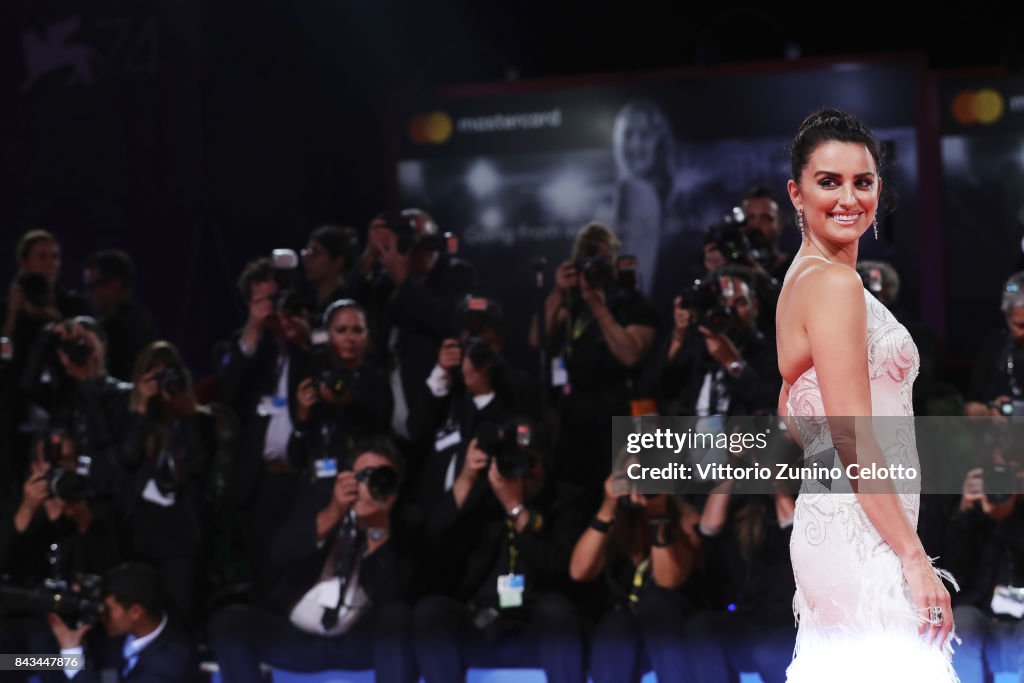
[2,1,1020,377]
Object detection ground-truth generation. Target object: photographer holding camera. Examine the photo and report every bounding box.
[966,272,1024,418]
[946,456,1024,682]
[2,232,91,492]
[44,562,200,682]
[412,424,589,683]
[0,434,120,682]
[531,222,658,489]
[81,250,159,383]
[349,210,474,443]
[20,317,132,498]
[407,335,516,594]
[288,299,392,472]
[3,231,90,364]
[569,470,698,683]
[300,225,360,326]
[660,264,778,417]
[218,257,313,595]
[680,480,796,683]
[118,341,215,625]
[208,436,415,683]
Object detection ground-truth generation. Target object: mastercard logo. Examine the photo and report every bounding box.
[409,112,453,144]
[951,89,1004,125]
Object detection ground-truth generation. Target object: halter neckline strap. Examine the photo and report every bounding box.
[790,254,833,266]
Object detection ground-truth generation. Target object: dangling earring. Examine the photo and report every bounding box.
[797,209,805,240]
[873,217,879,240]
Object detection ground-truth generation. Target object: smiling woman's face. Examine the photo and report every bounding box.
[789,141,881,246]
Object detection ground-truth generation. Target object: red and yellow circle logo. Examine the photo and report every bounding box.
[409,112,453,144]
[952,89,1004,125]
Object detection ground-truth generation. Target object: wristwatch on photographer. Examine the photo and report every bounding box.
[726,360,746,378]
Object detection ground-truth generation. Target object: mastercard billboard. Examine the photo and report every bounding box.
[951,89,1004,125]
[940,77,1024,132]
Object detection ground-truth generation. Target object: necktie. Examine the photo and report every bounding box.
[121,635,138,678]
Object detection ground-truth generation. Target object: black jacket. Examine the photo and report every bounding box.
[347,256,474,423]
[286,358,393,472]
[73,616,200,683]
[945,503,1024,613]
[458,481,587,612]
[659,324,778,416]
[217,333,310,505]
[264,476,408,615]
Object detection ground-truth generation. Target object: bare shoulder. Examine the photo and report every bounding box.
[795,262,864,309]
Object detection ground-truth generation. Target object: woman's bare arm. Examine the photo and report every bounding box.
[802,264,952,644]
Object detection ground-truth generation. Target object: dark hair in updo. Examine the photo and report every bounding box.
[789,109,884,182]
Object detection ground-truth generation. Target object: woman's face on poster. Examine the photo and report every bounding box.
[621,110,662,178]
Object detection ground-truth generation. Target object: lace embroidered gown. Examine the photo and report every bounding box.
[783,255,957,683]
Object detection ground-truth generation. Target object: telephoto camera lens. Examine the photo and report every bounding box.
[355,466,399,501]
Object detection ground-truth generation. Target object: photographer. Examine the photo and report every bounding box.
[3,230,90,365]
[81,250,159,383]
[740,185,792,283]
[208,437,415,683]
[408,337,515,594]
[531,222,657,489]
[218,257,312,595]
[118,342,215,624]
[20,317,132,498]
[2,232,90,490]
[681,480,796,683]
[412,428,589,683]
[947,460,1024,682]
[701,207,782,341]
[660,265,778,417]
[449,295,541,421]
[349,209,474,443]
[288,300,392,472]
[45,562,199,682]
[966,272,1024,418]
[569,471,698,683]
[0,436,119,682]
[300,225,360,326]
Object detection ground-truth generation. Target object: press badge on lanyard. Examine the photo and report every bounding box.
[257,395,288,417]
[551,356,568,388]
[497,574,525,608]
[435,421,461,452]
[314,458,338,479]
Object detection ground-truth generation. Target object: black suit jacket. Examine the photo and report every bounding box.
[264,475,408,614]
[347,256,474,421]
[658,325,778,416]
[218,333,310,506]
[71,617,200,683]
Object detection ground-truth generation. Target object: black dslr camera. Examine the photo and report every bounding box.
[44,468,94,502]
[43,319,97,368]
[0,576,104,629]
[37,430,94,502]
[319,366,358,397]
[0,545,103,628]
[476,419,536,480]
[983,464,1019,504]
[706,208,752,265]
[155,367,186,397]
[269,249,306,318]
[679,278,737,335]
[354,465,400,502]
[575,246,613,289]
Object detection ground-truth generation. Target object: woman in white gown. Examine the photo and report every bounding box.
[776,109,957,682]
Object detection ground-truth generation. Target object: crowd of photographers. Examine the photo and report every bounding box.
[0,186,1022,683]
